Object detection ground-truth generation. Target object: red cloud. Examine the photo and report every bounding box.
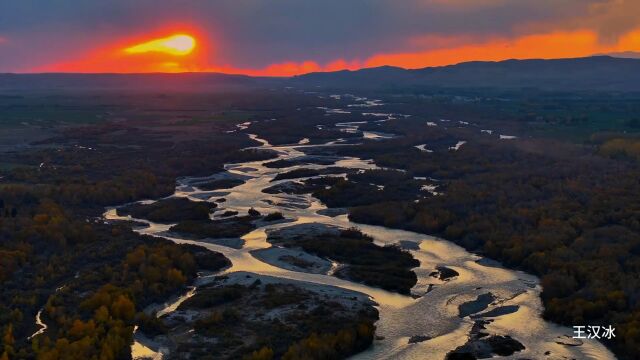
[32,27,640,76]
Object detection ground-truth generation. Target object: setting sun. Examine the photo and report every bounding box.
[124,34,196,56]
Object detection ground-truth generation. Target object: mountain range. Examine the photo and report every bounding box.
[291,56,640,91]
[2,56,640,92]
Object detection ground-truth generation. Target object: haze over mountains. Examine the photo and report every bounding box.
[0,72,265,92]
[597,51,640,59]
[2,56,640,92]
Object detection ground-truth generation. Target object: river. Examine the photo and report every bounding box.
[107,101,615,360]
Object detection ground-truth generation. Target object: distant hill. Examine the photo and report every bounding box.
[291,56,640,92]
[290,66,412,89]
[0,72,280,92]
[3,56,640,92]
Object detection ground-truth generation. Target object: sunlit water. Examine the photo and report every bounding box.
[105,106,615,360]
[28,309,47,340]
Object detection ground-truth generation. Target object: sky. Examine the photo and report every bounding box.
[0,0,639,76]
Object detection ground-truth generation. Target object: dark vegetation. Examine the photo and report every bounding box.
[193,178,245,191]
[446,320,524,359]
[298,101,640,357]
[268,227,419,294]
[0,90,298,359]
[313,169,423,208]
[263,156,342,169]
[272,167,351,181]
[154,277,378,359]
[430,266,459,281]
[3,76,640,359]
[218,210,239,217]
[420,91,638,142]
[262,177,342,195]
[117,197,215,223]
[238,85,639,358]
[263,212,285,222]
[263,159,299,168]
[339,155,640,356]
[0,199,229,360]
[246,113,361,145]
[598,136,640,161]
[170,215,257,239]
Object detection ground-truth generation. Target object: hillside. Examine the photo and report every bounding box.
[3,56,640,93]
[292,56,640,91]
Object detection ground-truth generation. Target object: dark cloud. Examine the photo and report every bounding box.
[581,0,640,42]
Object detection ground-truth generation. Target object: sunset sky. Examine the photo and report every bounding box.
[1,0,639,76]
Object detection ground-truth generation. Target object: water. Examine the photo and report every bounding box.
[107,109,615,360]
[28,309,47,340]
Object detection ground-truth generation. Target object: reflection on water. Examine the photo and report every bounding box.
[155,287,196,318]
[108,109,615,360]
[28,309,47,340]
[130,326,167,360]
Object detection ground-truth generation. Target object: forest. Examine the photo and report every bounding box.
[1,85,640,359]
[0,91,280,359]
[267,227,419,294]
[238,86,640,358]
[0,191,230,359]
[305,115,640,357]
[161,279,378,359]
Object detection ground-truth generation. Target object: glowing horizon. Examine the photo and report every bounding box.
[4,1,640,76]
[33,27,640,77]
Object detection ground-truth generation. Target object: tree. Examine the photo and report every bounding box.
[110,295,135,322]
[166,268,186,287]
[244,346,274,360]
[2,325,14,358]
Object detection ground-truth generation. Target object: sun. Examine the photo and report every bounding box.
[124,34,196,56]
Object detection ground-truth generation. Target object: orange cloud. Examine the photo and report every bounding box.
[245,61,321,76]
[618,29,640,50]
[228,29,640,76]
[364,29,640,69]
[37,26,207,73]
[205,59,362,77]
[33,27,640,76]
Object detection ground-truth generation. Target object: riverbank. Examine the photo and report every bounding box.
[111,117,615,359]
